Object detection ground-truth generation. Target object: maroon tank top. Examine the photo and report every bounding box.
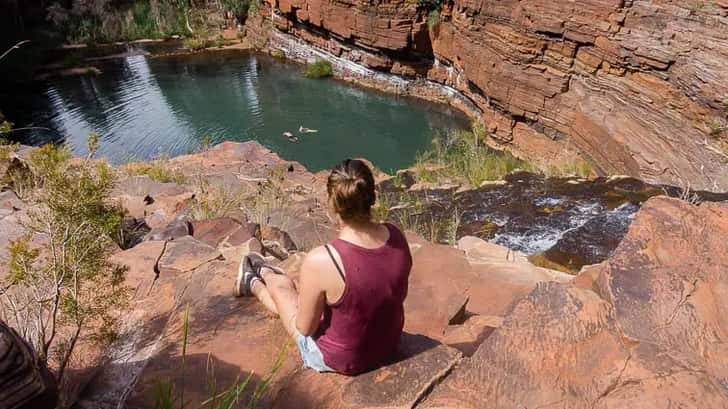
[314,223,412,375]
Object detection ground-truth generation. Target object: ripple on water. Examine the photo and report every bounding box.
[4,50,470,170]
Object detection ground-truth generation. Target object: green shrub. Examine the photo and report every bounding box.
[427,9,441,29]
[709,120,724,136]
[304,59,333,78]
[0,138,129,385]
[221,0,261,18]
[47,0,199,44]
[184,37,208,50]
[723,96,728,111]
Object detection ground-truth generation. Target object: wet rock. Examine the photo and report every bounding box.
[537,202,640,273]
[157,236,221,275]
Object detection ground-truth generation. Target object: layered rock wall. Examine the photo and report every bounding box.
[248,0,728,190]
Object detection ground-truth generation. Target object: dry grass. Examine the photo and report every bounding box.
[123,160,187,184]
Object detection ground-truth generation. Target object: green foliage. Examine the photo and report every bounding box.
[689,1,705,13]
[1,138,129,384]
[427,9,440,29]
[221,0,260,17]
[709,120,725,136]
[304,59,333,78]
[184,37,208,50]
[414,128,534,186]
[248,0,261,16]
[0,115,15,160]
[47,0,198,44]
[381,191,461,244]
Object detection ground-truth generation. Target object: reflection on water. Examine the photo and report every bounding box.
[4,50,469,171]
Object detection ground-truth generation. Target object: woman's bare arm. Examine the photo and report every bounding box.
[295,247,328,336]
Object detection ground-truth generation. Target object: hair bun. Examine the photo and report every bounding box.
[327,159,376,224]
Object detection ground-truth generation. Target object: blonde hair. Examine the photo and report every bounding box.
[326,159,376,224]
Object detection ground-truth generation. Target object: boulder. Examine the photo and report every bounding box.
[113,176,194,229]
[144,217,190,242]
[190,217,260,247]
[157,236,221,275]
[423,282,727,409]
[594,196,728,382]
[423,196,728,408]
[458,236,573,317]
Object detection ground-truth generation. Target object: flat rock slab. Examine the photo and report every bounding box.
[190,217,260,248]
[404,233,478,338]
[271,333,461,409]
[158,236,221,275]
[125,259,300,409]
[460,235,573,318]
[595,196,728,381]
[0,190,23,217]
[109,240,166,297]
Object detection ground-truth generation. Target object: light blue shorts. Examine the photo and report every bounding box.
[296,335,335,372]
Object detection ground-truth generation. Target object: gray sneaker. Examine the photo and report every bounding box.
[234,252,265,297]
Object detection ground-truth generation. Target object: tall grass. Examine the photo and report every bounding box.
[124,160,187,184]
[414,129,533,186]
[154,304,287,409]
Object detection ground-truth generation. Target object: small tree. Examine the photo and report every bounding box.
[0,136,128,385]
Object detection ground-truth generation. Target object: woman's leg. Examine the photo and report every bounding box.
[251,279,279,315]
[258,267,300,338]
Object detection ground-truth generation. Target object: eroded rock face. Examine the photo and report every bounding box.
[423,196,728,408]
[248,0,728,191]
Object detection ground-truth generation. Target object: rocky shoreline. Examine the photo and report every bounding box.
[1,141,727,408]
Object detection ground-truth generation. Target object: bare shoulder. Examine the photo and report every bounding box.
[300,245,334,274]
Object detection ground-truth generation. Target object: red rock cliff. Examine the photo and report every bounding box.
[248,0,728,191]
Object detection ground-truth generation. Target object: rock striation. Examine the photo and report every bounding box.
[246,0,728,191]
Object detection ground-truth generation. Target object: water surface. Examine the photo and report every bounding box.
[3,49,469,171]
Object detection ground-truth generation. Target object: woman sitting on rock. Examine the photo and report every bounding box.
[234,159,412,375]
